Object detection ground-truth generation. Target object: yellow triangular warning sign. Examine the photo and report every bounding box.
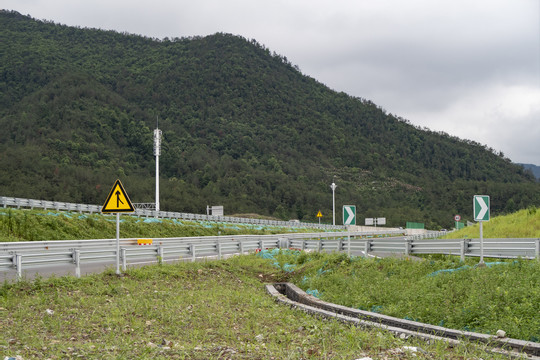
[101,179,135,213]
[317,210,323,218]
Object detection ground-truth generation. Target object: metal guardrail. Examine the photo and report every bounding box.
[410,238,540,261]
[1,232,539,281]
[1,232,402,279]
[0,196,345,230]
[406,231,449,240]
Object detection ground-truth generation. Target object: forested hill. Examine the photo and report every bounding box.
[520,164,540,180]
[1,10,538,228]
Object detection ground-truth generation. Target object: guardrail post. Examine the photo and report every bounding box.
[460,240,469,262]
[190,244,196,262]
[364,240,371,258]
[14,254,22,280]
[217,241,222,260]
[72,249,81,278]
[301,240,306,251]
[318,239,322,252]
[157,245,164,264]
[347,234,351,257]
[259,240,264,250]
[239,241,244,254]
[121,248,127,271]
[536,239,540,261]
[405,240,412,256]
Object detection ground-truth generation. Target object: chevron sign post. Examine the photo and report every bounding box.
[343,205,356,226]
[474,195,490,265]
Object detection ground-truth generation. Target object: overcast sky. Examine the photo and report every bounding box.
[4,0,540,164]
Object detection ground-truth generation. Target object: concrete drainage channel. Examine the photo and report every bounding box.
[266,282,540,359]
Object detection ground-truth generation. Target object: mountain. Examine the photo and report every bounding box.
[519,164,540,180]
[1,10,539,228]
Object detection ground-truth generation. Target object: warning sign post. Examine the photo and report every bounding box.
[101,179,135,274]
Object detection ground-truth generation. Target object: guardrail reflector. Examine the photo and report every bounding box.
[137,239,153,245]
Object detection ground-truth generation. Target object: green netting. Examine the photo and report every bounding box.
[427,261,513,277]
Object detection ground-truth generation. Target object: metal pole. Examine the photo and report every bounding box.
[460,240,467,262]
[330,181,337,226]
[364,241,370,258]
[121,248,127,271]
[347,233,351,257]
[479,221,484,265]
[73,249,81,278]
[190,244,196,262]
[15,254,22,281]
[116,212,120,275]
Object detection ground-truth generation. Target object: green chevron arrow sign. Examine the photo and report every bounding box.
[474,195,490,222]
[343,205,356,225]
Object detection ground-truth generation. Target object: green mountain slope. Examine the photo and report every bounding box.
[520,164,540,180]
[1,10,538,228]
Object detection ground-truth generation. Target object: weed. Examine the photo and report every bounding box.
[0,255,512,359]
[281,252,540,343]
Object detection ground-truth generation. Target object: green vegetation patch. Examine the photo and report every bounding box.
[269,251,540,343]
[444,206,540,239]
[1,255,511,359]
[0,208,316,242]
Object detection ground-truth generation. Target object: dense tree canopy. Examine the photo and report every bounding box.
[1,10,538,228]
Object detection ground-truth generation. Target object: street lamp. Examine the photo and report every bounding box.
[330,179,337,226]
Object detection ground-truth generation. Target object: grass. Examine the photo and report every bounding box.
[0,255,515,359]
[444,206,540,239]
[0,208,321,242]
[269,250,540,343]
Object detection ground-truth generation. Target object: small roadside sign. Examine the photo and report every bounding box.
[101,179,135,213]
[343,205,356,225]
[473,195,490,222]
[454,215,461,221]
[316,211,323,218]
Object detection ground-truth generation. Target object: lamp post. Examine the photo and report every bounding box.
[330,180,337,226]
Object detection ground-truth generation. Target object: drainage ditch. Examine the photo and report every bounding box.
[266,282,540,359]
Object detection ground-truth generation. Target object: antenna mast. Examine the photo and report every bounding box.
[154,117,162,215]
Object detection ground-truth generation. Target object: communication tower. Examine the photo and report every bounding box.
[154,124,162,215]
